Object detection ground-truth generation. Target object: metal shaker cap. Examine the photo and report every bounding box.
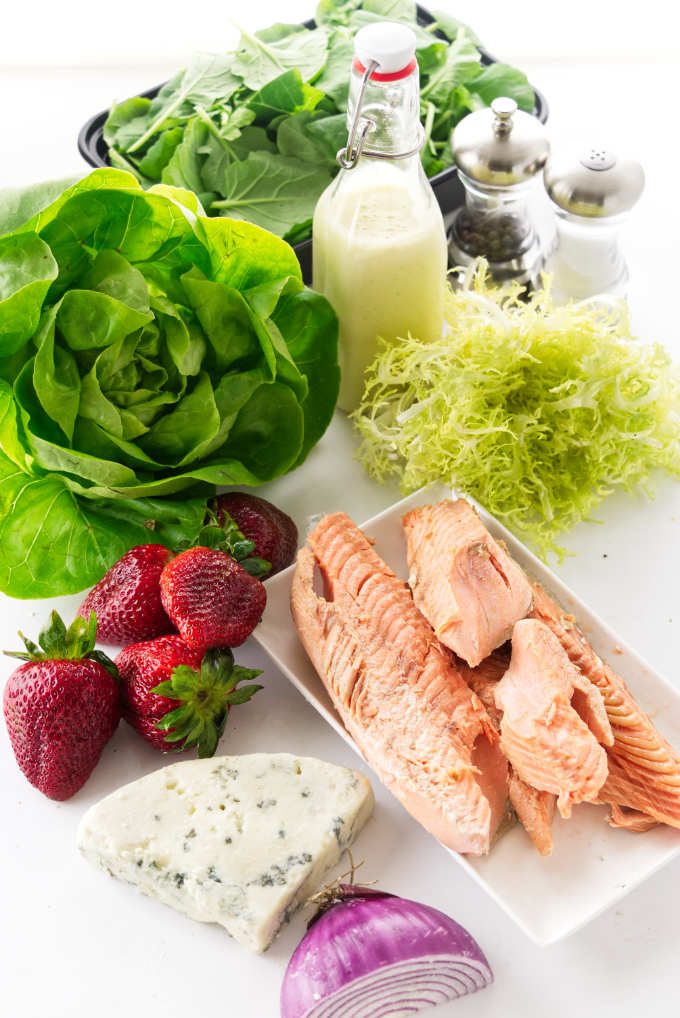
[451,97,550,187]
[544,146,645,218]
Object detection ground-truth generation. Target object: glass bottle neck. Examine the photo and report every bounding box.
[346,64,422,158]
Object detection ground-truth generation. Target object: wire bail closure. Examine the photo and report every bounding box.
[336,59,425,170]
[337,60,379,170]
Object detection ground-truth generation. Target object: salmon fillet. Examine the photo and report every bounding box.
[460,648,557,856]
[403,500,533,667]
[530,582,680,829]
[494,619,611,819]
[607,801,659,833]
[290,512,508,856]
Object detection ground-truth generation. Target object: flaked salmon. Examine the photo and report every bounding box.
[607,801,659,833]
[291,512,508,855]
[403,500,533,667]
[494,619,612,819]
[459,648,557,856]
[530,582,680,829]
[508,772,557,856]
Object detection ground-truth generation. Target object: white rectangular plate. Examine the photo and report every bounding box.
[253,483,680,945]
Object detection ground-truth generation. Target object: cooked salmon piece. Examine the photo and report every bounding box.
[530,582,680,829]
[607,801,658,833]
[291,512,508,856]
[461,648,509,728]
[494,619,611,819]
[460,648,557,856]
[508,771,557,856]
[403,500,533,667]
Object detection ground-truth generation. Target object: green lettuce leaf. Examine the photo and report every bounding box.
[0,451,206,598]
[231,25,328,90]
[211,151,332,236]
[0,171,338,597]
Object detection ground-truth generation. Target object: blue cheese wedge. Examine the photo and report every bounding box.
[77,753,373,952]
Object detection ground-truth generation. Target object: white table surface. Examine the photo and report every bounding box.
[1,47,680,1018]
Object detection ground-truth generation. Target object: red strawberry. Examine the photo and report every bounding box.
[3,612,120,801]
[214,493,298,577]
[116,636,262,756]
[160,548,267,653]
[79,544,174,645]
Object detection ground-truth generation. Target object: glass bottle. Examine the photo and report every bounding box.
[313,22,447,412]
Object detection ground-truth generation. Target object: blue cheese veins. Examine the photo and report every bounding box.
[76,753,373,952]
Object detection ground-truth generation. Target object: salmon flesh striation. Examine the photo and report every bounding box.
[291,512,508,856]
[403,500,533,667]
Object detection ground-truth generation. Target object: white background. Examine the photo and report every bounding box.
[1,1,680,1016]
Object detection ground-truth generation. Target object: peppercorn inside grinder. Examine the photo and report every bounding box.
[448,97,550,286]
[542,147,644,302]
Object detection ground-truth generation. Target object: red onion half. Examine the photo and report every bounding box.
[280,885,492,1018]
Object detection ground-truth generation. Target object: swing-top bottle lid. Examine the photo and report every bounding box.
[353,21,417,77]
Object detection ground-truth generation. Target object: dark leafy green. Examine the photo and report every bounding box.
[212,152,332,239]
[231,25,329,90]
[102,3,537,243]
[0,170,339,598]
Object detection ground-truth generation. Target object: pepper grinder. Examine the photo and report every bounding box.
[543,146,644,302]
[448,96,551,287]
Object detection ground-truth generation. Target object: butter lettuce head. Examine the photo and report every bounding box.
[0,169,339,597]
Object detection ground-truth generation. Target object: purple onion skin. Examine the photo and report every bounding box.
[280,885,492,1018]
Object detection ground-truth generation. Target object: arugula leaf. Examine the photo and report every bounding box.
[283,220,314,246]
[467,62,535,113]
[348,10,437,48]
[104,97,153,150]
[315,0,362,26]
[127,53,242,153]
[419,33,482,103]
[363,0,416,19]
[249,69,324,121]
[211,151,332,237]
[201,126,275,196]
[312,29,355,107]
[217,105,256,138]
[136,128,184,178]
[231,25,328,90]
[97,4,540,247]
[277,112,347,170]
[431,10,482,47]
[160,118,209,196]
[255,23,308,44]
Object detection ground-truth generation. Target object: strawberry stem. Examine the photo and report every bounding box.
[4,611,118,679]
[152,647,263,758]
[181,507,272,578]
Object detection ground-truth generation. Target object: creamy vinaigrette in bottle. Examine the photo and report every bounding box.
[312,22,447,412]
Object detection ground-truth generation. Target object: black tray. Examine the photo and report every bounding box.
[78,7,548,283]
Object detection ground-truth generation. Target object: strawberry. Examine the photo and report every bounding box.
[214,493,298,577]
[116,635,262,756]
[3,612,120,801]
[160,548,267,652]
[79,544,174,645]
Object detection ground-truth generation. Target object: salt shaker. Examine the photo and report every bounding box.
[543,147,644,302]
[448,97,550,286]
